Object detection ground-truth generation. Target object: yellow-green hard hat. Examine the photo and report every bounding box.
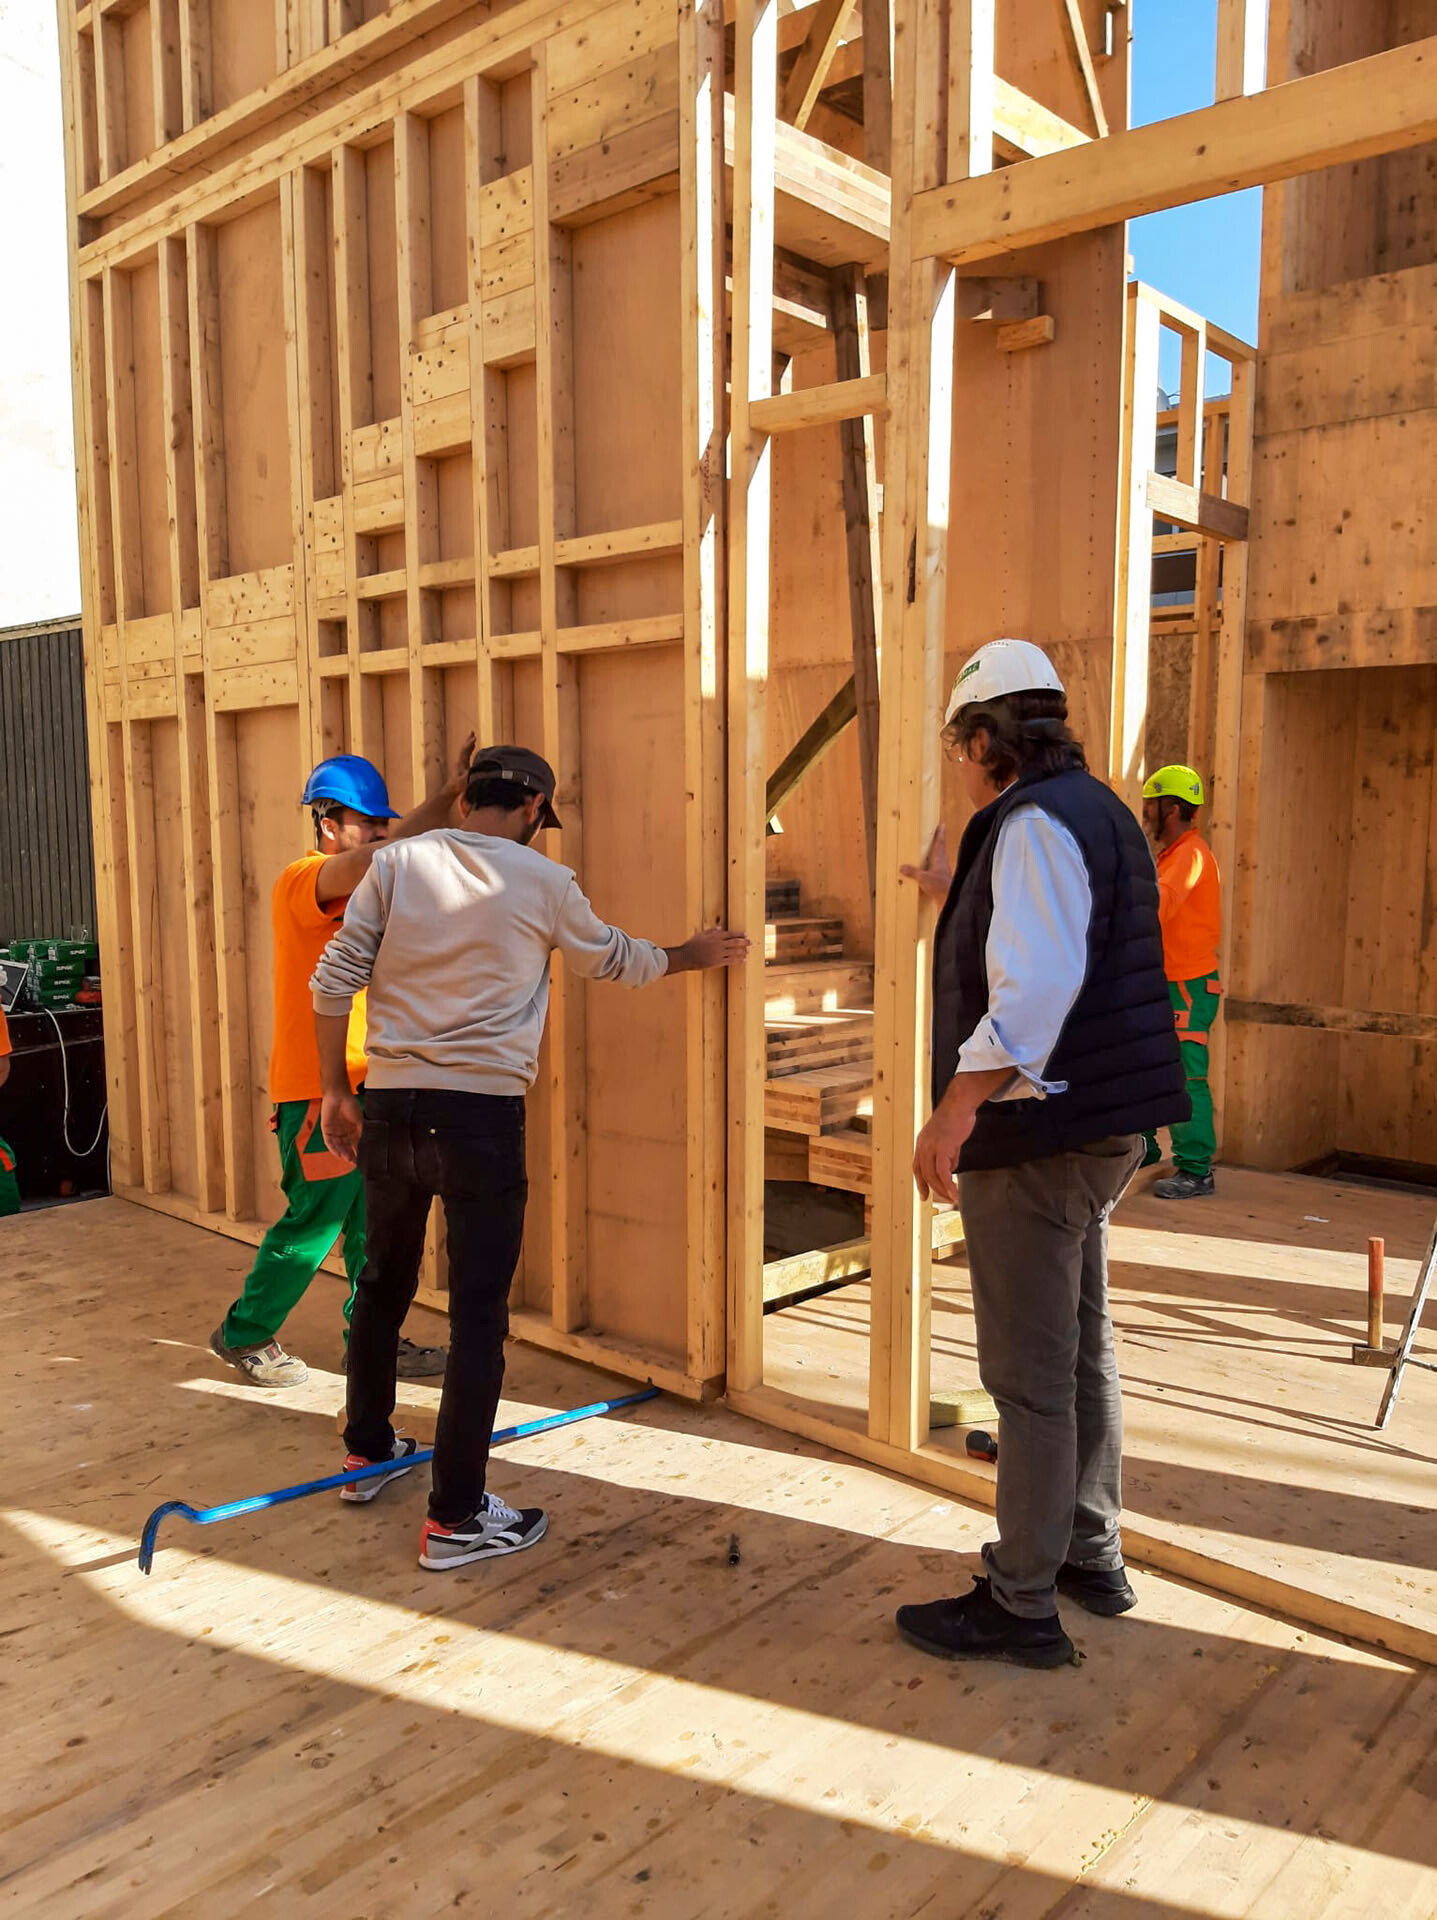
[1142,764,1204,805]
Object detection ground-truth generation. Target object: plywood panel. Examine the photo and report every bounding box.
[425,105,469,315]
[149,717,199,1204]
[209,0,279,115]
[122,260,173,618]
[216,201,293,576]
[579,644,688,1358]
[571,201,683,535]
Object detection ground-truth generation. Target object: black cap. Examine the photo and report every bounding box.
[469,745,562,830]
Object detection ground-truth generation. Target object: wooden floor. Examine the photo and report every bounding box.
[766,1167,1437,1662]
[5,1197,1437,1917]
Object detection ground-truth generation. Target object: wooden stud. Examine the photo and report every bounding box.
[829,264,881,913]
[726,0,778,1397]
[747,373,886,433]
[1110,280,1159,808]
[868,0,955,1454]
[187,222,255,1221]
[532,48,589,1337]
[158,233,224,1213]
[680,0,728,1390]
[948,0,995,183]
[1216,0,1267,101]
[860,0,891,171]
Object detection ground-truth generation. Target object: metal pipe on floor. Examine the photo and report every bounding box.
[137,1386,661,1573]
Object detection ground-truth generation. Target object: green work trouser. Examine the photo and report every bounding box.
[0,1136,18,1217]
[220,1097,364,1351]
[1143,975,1221,1178]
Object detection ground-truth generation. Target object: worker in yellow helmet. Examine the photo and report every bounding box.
[1140,765,1221,1198]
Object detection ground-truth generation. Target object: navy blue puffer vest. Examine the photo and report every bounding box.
[931,767,1189,1171]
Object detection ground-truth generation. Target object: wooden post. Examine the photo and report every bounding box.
[1216,0,1267,101]
[1110,282,1160,809]
[1208,353,1255,1145]
[1353,1235,1390,1364]
[680,0,729,1390]
[726,0,778,1396]
[532,49,589,1336]
[869,0,957,1454]
[829,264,882,914]
[861,0,892,171]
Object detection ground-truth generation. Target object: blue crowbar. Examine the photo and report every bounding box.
[137,1385,660,1573]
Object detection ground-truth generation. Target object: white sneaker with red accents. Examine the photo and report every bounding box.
[418,1493,548,1570]
[339,1436,422,1503]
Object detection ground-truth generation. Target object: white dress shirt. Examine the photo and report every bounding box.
[954,803,1093,1103]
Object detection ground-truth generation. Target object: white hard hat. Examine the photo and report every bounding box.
[944,639,1065,724]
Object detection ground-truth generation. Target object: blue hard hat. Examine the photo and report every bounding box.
[300,755,400,819]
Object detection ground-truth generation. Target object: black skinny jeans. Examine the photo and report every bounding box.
[344,1087,528,1526]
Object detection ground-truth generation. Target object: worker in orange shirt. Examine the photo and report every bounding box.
[1141,765,1222,1198]
[210,743,472,1387]
[0,1003,15,1217]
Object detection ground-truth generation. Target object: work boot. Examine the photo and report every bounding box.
[1056,1560,1137,1616]
[339,1336,448,1378]
[209,1326,309,1389]
[895,1576,1076,1669]
[1153,1171,1215,1200]
[339,1435,423,1504]
[397,1336,447,1378]
[419,1492,548,1570]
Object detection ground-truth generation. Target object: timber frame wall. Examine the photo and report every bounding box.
[58,1,1437,1426]
[56,0,733,1399]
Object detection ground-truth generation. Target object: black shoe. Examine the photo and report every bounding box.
[895,1577,1076,1670]
[1056,1560,1136,1617]
[1153,1171,1215,1199]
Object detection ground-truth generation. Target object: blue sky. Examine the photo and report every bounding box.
[1128,0,1262,395]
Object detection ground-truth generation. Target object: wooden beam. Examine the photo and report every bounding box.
[1225,1001,1437,1042]
[780,0,857,132]
[993,76,1088,160]
[912,37,1437,265]
[1146,471,1250,542]
[1216,0,1266,101]
[1058,0,1108,138]
[830,264,881,912]
[994,313,1055,351]
[763,1208,963,1307]
[767,674,857,824]
[748,372,886,433]
[727,0,778,1398]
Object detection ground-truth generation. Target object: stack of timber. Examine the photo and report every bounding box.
[763,876,874,1185]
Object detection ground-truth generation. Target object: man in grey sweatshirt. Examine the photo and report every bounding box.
[311,745,747,1571]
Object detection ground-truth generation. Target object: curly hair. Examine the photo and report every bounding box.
[942,689,1087,787]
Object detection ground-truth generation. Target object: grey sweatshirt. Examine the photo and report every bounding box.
[310,828,668,1096]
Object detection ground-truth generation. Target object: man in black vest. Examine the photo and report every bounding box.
[895,639,1188,1669]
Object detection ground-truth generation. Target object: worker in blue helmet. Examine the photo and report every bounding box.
[210,738,475,1389]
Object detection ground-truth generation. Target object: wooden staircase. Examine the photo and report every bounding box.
[763,876,874,1195]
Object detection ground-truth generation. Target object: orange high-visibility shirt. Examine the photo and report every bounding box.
[267,853,367,1103]
[0,1004,9,1056]
[1155,828,1221,984]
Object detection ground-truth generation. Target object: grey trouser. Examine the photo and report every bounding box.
[959,1134,1144,1618]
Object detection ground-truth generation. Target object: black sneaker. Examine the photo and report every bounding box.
[419,1493,548,1570]
[1056,1560,1137,1616]
[339,1435,423,1504]
[1153,1171,1215,1199]
[895,1576,1077,1669]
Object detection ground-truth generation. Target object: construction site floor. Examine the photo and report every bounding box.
[4,1196,1436,1915]
[764,1166,1437,1663]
